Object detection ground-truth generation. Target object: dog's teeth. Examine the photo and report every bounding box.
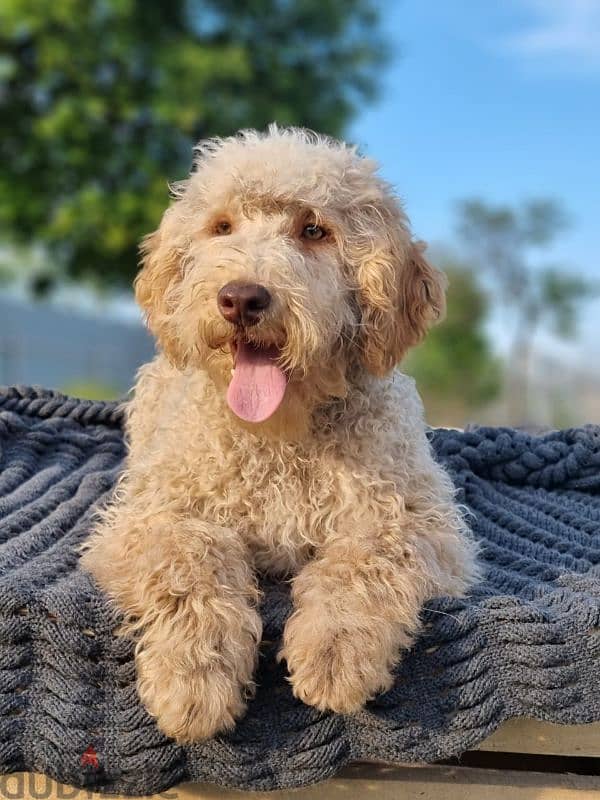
[231,369,235,376]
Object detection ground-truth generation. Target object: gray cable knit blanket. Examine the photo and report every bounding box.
[0,385,599,795]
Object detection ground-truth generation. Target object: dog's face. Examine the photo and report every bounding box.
[136,128,446,435]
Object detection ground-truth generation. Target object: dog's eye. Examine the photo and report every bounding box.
[301,223,327,241]
[214,220,232,235]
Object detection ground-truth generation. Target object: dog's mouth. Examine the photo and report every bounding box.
[226,337,288,423]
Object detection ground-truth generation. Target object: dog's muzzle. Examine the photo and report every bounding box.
[216,281,287,424]
[217,281,271,327]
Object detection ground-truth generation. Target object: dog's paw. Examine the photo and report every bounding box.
[136,636,253,744]
[281,610,395,714]
[138,658,249,742]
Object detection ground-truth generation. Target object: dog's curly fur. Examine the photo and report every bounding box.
[81,126,479,743]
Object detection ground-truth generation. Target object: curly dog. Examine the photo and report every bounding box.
[81,126,479,743]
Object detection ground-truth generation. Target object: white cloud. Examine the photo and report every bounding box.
[499,0,600,73]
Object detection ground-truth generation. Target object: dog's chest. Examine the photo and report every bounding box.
[198,441,343,574]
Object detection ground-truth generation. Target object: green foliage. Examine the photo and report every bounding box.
[0,0,386,289]
[456,198,594,340]
[456,197,597,423]
[60,379,120,401]
[538,268,593,338]
[405,264,501,425]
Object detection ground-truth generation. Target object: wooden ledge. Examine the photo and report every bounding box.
[477,718,600,757]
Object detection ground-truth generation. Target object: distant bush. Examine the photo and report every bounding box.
[404,263,501,427]
[60,380,121,401]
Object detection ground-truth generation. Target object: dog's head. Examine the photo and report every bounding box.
[136,127,445,434]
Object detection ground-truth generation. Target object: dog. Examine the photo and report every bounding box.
[81,126,479,743]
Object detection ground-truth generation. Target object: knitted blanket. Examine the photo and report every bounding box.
[0,385,599,795]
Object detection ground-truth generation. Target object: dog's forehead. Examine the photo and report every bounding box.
[190,136,382,212]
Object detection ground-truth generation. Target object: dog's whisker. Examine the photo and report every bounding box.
[423,608,461,623]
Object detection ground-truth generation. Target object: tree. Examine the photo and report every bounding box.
[0,0,387,291]
[456,198,595,422]
[404,259,501,427]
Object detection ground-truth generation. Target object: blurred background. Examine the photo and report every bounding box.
[1,0,598,428]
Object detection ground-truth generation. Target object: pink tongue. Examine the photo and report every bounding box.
[227,341,288,423]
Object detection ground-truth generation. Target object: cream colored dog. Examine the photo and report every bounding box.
[81,126,478,744]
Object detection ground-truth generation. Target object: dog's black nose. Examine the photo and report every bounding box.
[217,281,271,327]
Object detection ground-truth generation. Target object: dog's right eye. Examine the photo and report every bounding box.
[214,220,232,235]
[301,223,327,241]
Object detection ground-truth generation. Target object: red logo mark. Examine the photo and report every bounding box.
[81,745,99,769]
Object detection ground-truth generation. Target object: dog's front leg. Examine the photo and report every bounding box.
[280,518,465,714]
[82,511,261,742]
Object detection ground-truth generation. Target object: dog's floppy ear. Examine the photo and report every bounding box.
[357,235,446,376]
[135,207,186,367]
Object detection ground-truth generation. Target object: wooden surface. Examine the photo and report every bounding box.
[2,719,600,799]
[478,718,600,757]
[4,764,599,800]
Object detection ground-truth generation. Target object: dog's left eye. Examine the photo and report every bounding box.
[301,223,327,241]
[214,220,232,235]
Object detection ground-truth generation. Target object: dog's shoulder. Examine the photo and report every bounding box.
[126,355,215,452]
[348,370,425,429]
[314,371,426,463]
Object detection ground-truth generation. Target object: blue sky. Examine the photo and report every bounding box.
[351,0,600,363]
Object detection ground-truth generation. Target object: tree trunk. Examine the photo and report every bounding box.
[506,319,535,425]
